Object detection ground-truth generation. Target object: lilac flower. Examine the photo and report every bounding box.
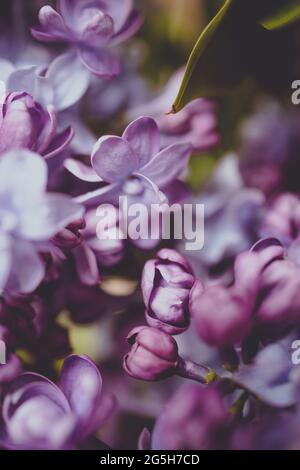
[6,58,91,114]
[66,116,192,206]
[141,249,195,334]
[123,326,179,381]
[0,91,73,158]
[129,69,220,151]
[151,385,229,450]
[0,149,83,295]
[31,0,142,79]
[0,355,116,449]
[190,238,300,347]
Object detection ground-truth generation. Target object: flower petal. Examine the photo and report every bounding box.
[43,126,74,159]
[80,12,114,46]
[140,143,192,187]
[79,47,120,79]
[31,5,69,42]
[45,52,91,111]
[16,194,84,241]
[111,10,143,45]
[5,239,45,294]
[73,242,100,286]
[65,158,102,182]
[123,117,160,167]
[59,355,102,420]
[74,183,121,206]
[0,150,47,208]
[92,136,138,182]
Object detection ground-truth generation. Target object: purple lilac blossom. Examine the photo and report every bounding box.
[66,116,193,206]
[0,149,83,295]
[0,355,115,449]
[141,249,195,334]
[0,91,73,158]
[31,0,143,79]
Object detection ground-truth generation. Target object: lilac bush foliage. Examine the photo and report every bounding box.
[1,0,300,452]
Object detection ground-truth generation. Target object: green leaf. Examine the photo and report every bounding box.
[171,0,298,112]
[171,0,256,112]
[252,0,300,29]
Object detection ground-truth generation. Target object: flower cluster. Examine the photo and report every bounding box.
[0,0,300,453]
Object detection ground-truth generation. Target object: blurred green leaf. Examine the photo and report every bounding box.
[254,0,300,29]
[172,0,298,112]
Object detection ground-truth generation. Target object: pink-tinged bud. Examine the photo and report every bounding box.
[141,249,195,335]
[123,326,179,381]
[189,282,252,347]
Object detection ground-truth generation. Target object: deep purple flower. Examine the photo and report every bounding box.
[0,92,73,158]
[151,384,229,450]
[129,69,220,151]
[123,326,179,381]
[141,249,195,334]
[66,116,192,206]
[0,354,115,449]
[0,149,83,295]
[31,0,142,79]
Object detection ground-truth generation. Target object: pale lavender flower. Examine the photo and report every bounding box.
[0,355,116,449]
[31,0,142,79]
[0,91,73,158]
[0,149,83,295]
[66,116,192,206]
